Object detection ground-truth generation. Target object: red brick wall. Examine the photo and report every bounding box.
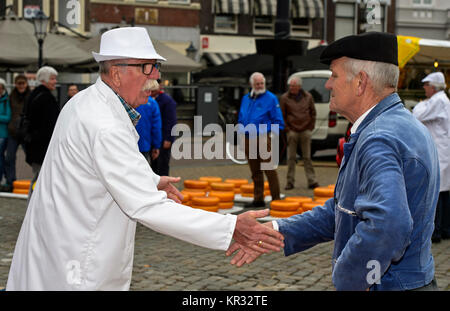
[90,3,199,27]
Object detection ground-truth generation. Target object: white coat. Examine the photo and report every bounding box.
[413,90,450,192]
[6,78,237,290]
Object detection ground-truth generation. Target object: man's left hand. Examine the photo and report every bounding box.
[157,176,183,203]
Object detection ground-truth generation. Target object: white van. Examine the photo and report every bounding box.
[288,70,350,154]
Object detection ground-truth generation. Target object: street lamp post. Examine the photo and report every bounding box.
[32,10,49,69]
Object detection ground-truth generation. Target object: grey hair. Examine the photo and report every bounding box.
[99,61,112,75]
[36,66,58,83]
[287,75,302,86]
[342,58,399,93]
[249,72,265,85]
[429,82,446,91]
[0,78,6,89]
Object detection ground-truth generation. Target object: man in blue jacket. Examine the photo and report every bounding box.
[238,72,284,208]
[228,32,440,291]
[136,95,162,165]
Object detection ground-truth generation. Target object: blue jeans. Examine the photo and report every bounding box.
[0,137,7,183]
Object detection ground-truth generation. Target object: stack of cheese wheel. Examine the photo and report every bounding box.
[224,178,249,195]
[270,199,301,218]
[199,176,222,193]
[191,195,220,212]
[313,186,334,202]
[181,189,206,207]
[240,184,254,197]
[285,196,313,214]
[208,190,235,209]
[12,179,31,195]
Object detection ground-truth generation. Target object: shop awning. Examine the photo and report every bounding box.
[253,0,324,17]
[253,0,277,16]
[397,35,450,68]
[214,0,251,15]
[291,0,324,18]
[203,52,248,66]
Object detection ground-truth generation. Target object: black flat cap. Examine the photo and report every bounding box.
[320,32,398,66]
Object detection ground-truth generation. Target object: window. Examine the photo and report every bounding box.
[335,2,357,40]
[302,78,330,103]
[291,18,312,37]
[136,0,159,3]
[253,16,274,35]
[412,0,433,5]
[214,14,237,33]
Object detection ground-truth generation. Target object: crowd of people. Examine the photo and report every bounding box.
[0,27,448,291]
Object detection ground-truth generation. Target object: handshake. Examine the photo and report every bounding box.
[227,209,285,267]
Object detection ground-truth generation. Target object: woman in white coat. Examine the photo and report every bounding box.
[6,27,284,291]
[413,71,450,243]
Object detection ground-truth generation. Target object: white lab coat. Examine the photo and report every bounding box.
[413,90,450,192]
[6,78,237,290]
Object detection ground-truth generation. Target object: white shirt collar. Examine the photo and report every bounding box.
[350,105,376,134]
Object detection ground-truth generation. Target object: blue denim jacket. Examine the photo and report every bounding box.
[277,93,440,290]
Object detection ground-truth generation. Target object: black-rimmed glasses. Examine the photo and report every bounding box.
[113,62,161,75]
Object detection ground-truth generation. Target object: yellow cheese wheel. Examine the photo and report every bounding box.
[184,179,209,189]
[328,184,335,189]
[302,201,322,211]
[218,202,234,209]
[285,196,313,205]
[313,187,334,198]
[192,196,220,206]
[270,210,298,218]
[208,191,235,202]
[13,179,31,190]
[241,192,253,197]
[199,176,222,184]
[234,188,241,194]
[13,188,29,195]
[191,205,219,212]
[270,200,300,211]
[314,196,331,203]
[181,189,207,198]
[210,182,235,191]
[240,184,254,193]
[224,179,249,188]
[181,193,190,203]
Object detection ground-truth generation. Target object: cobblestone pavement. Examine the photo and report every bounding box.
[1,157,449,291]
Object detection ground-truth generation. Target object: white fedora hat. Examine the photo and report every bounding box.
[92,27,166,62]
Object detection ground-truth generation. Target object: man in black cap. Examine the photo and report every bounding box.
[227,32,440,291]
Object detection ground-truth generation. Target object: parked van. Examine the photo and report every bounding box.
[288,70,350,154]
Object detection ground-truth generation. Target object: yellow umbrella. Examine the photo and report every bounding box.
[397,35,421,69]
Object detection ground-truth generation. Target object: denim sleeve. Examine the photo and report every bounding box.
[332,134,414,291]
[277,198,335,256]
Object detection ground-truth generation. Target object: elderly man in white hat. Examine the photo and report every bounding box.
[6,27,284,291]
[413,71,450,243]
